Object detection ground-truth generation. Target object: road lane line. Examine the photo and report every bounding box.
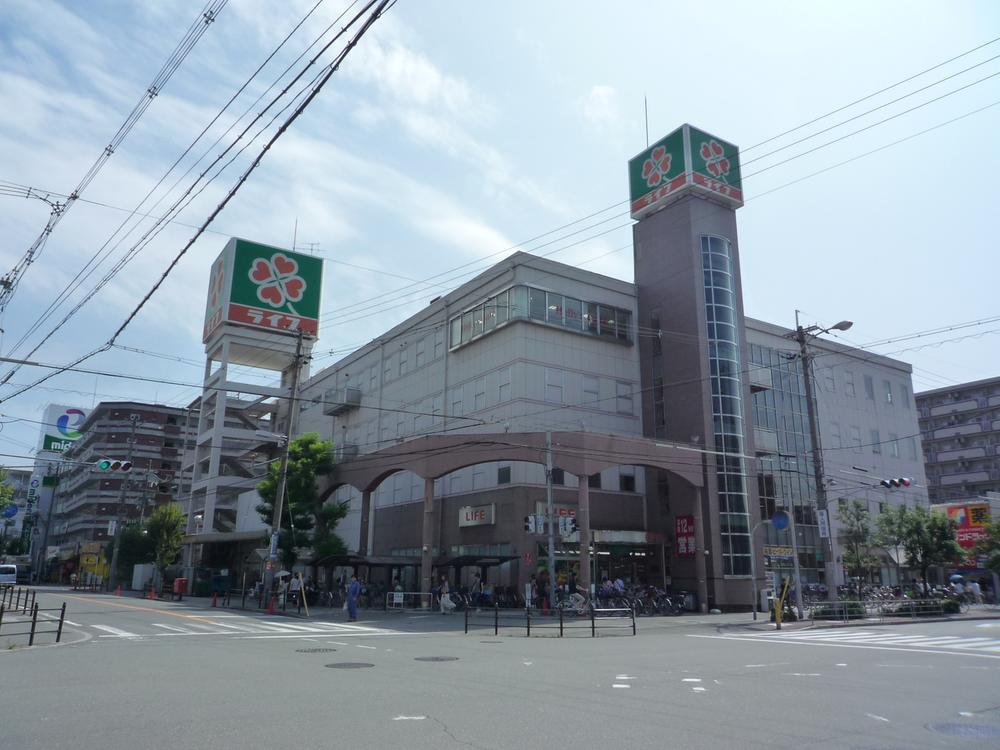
[92,624,140,637]
[687,634,1000,660]
[153,623,193,633]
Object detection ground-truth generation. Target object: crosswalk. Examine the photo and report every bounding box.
[699,629,1000,657]
[70,614,413,641]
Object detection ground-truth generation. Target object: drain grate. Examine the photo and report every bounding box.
[414,656,459,662]
[325,662,374,669]
[927,722,1000,738]
[296,648,336,653]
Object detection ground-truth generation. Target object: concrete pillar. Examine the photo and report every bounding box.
[693,486,709,613]
[421,477,434,600]
[357,490,372,556]
[577,476,591,595]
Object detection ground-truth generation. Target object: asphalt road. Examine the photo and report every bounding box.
[3,588,1000,750]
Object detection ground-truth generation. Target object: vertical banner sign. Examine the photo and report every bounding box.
[946,503,990,566]
[816,509,830,539]
[628,124,743,219]
[203,238,324,342]
[675,515,696,557]
[20,475,40,546]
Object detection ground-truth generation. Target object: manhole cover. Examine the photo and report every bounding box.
[325,662,374,669]
[927,722,1000,738]
[296,648,336,653]
[414,656,459,662]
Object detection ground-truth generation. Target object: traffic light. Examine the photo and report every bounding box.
[95,459,132,472]
[569,517,578,534]
[879,477,911,489]
[524,515,536,533]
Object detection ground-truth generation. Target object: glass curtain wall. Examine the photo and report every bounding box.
[701,235,751,575]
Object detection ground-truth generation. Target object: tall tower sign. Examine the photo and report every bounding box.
[628,124,743,219]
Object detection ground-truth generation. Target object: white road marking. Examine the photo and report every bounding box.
[92,625,140,638]
[689,634,1000,660]
[866,714,890,722]
[744,664,767,668]
[692,687,706,692]
[327,641,349,646]
[835,663,847,667]
[523,661,533,666]
[393,716,426,721]
[783,673,822,677]
[615,674,637,680]
[63,619,82,627]
[959,711,974,717]
[611,684,630,689]
[153,623,193,634]
[681,678,702,682]
[356,644,376,649]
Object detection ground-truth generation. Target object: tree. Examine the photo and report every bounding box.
[874,504,909,586]
[974,520,1000,574]
[146,504,186,579]
[837,500,880,589]
[257,433,347,568]
[112,526,155,578]
[0,466,14,518]
[900,505,964,583]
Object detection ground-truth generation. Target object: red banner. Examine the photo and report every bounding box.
[675,515,696,557]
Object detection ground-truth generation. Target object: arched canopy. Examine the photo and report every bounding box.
[322,431,704,497]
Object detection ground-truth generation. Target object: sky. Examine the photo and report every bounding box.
[0,0,998,463]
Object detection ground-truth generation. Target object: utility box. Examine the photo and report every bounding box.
[132,563,155,592]
[173,578,189,596]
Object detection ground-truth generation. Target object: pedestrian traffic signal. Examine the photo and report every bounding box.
[569,517,578,534]
[879,477,911,489]
[95,459,132,472]
[524,515,536,533]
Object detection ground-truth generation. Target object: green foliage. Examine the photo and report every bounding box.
[810,601,865,620]
[0,466,14,517]
[146,504,186,575]
[941,598,961,614]
[838,500,880,582]
[113,526,155,576]
[256,433,346,566]
[974,520,1000,574]
[900,505,964,581]
[2,536,26,556]
[874,504,908,581]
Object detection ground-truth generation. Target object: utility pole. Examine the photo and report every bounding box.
[108,414,140,591]
[792,312,853,602]
[545,431,556,609]
[35,461,61,584]
[264,333,305,605]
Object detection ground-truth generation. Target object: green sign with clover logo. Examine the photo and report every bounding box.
[628,124,743,219]
[203,238,323,341]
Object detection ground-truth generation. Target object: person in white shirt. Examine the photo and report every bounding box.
[968,580,982,604]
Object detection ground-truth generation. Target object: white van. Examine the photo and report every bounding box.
[0,564,16,587]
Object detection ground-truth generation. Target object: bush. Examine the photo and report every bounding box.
[941,598,961,614]
[810,601,865,620]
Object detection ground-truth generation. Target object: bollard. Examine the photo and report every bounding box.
[526,607,531,638]
[28,602,39,646]
[495,603,500,636]
[115,585,121,597]
[464,605,469,635]
[241,588,247,609]
[211,592,218,608]
[559,605,564,637]
[15,587,21,612]
[30,590,36,616]
[267,597,276,615]
[56,603,66,643]
[590,604,596,638]
[0,603,5,632]
[631,607,636,636]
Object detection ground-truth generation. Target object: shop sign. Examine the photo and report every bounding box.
[459,504,495,527]
[944,502,990,566]
[762,545,794,561]
[534,502,576,518]
[816,509,830,539]
[675,515,696,557]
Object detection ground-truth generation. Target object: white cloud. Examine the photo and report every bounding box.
[582,85,620,128]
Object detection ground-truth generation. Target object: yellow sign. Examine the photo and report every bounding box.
[81,554,99,566]
[763,545,794,559]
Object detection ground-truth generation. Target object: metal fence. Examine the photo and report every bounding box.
[806,598,948,623]
[0,589,67,646]
[464,603,636,638]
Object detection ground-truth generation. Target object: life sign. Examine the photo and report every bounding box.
[458,504,495,527]
[628,124,743,219]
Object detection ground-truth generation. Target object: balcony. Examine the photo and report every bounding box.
[334,443,360,462]
[323,386,362,416]
[749,366,773,392]
[753,427,779,454]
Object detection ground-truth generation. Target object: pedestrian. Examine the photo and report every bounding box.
[289,573,302,606]
[439,576,456,614]
[529,574,538,609]
[471,572,483,609]
[347,574,361,622]
[969,579,983,604]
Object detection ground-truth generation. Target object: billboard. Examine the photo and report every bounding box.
[945,502,991,567]
[203,238,324,342]
[37,404,89,454]
[675,515,696,557]
[628,123,743,219]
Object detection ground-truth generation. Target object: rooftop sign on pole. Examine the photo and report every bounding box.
[628,124,743,219]
[203,238,324,342]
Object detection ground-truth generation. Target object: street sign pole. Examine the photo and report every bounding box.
[545,432,556,609]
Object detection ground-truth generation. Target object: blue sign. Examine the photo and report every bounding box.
[770,510,790,531]
[2,504,17,519]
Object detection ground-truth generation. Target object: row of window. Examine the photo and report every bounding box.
[827,422,919,460]
[821,367,911,409]
[449,285,634,349]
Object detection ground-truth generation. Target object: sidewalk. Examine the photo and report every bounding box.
[732,604,1000,632]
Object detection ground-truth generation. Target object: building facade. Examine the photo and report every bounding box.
[54,401,197,549]
[917,376,1000,504]
[1,468,31,548]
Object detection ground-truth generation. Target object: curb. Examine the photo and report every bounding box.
[728,611,1000,633]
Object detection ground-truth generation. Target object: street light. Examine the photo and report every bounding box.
[787,312,853,602]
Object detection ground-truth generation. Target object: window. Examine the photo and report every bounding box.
[510,286,527,317]
[871,429,881,454]
[850,426,862,453]
[398,345,408,376]
[899,383,910,409]
[564,297,582,330]
[653,377,665,429]
[369,365,377,392]
[588,473,602,489]
[844,370,856,397]
[829,421,841,448]
[550,467,564,485]
[545,368,563,404]
[434,328,444,359]
[450,388,463,417]
[864,375,875,400]
[497,466,511,484]
[616,309,631,341]
[461,311,474,342]
[415,338,426,368]
[496,290,509,325]
[474,378,486,411]
[528,288,546,320]
[582,375,599,406]
[396,416,405,438]
[584,302,598,334]
[879,501,887,514]
[823,368,836,393]
[889,432,899,458]
[599,306,617,338]
[884,380,893,405]
[650,308,662,356]
[472,305,485,338]
[615,381,633,415]
[546,292,564,324]
[483,299,497,332]
[619,467,636,492]
[384,355,395,383]
[450,317,462,348]
[907,437,918,460]
[431,395,442,424]
[498,366,511,402]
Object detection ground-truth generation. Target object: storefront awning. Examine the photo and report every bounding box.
[443,555,518,568]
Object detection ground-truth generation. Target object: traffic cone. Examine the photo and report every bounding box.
[115,585,121,597]
[150,587,157,600]
[211,592,218,608]
[267,597,276,615]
